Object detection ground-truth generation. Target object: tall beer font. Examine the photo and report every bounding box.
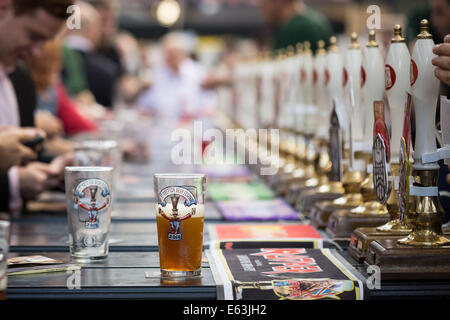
[309,34,367,234]
[398,20,450,246]
[356,30,388,217]
[365,21,450,277]
[377,24,413,233]
[294,39,344,216]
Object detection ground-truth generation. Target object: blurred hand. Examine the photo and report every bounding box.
[75,90,96,106]
[44,136,75,156]
[34,110,63,138]
[0,127,45,172]
[18,162,60,200]
[49,153,75,177]
[119,75,148,103]
[432,35,450,86]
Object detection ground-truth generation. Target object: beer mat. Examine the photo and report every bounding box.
[207,247,367,300]
[8,264,81,276]
[208,223,322,241]
[207,183,274,201]
[7,255,80,276]
[215,199,299,221]
[8,255,68,266]
[144,270,203,280]
[196,165,250,182]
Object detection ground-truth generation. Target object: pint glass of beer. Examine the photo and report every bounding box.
[65,167,113,262]
[0,220,10,300]
[154,174,206,277]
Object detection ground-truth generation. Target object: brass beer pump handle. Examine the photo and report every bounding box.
[296,43,303,55]
[391,24,405,43]
[329,36,338,52]
[349,32,360,49]
[367,30,378,48]
[398,168,449,246]
[396,19,450,246]
[304,41,312,54]
[417,19,432,40]
[316,40,326,55]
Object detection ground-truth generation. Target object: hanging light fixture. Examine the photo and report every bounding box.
[156,0,181,27]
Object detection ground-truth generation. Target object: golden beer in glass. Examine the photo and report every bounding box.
[154,174,205,277]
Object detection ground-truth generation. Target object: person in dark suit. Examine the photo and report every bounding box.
[62,1,119,108]
[0,0,73,214]
[88,0,124,77]
[0,65,62,213]
[78,50,119,108]
[8,65,36,127]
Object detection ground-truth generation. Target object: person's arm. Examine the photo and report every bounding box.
[17,162,60,201]
[9,64,55,164]
[56,82,98,135]
[432,35,450,86]
[8,167,22,216]
[0,127,43,172]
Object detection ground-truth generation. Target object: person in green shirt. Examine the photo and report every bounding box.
[258,0,333,52]
[61,45,89,97]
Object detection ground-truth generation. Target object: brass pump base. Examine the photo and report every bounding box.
[321,154,394,240]
[309,196,360,229]
[362,168,450,279]
[377,220,411,232]
[367,237,450,280]
[348,227,415,263]
[376,164,412,233]
[295,181,344,216]
[397,168,450,247]
[397,233,450,247]
[350,227,450,264]
[326,209,390,241]
[276,138,318,197]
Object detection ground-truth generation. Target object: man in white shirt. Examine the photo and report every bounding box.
[137,32,212,119]
[0,0,73,214]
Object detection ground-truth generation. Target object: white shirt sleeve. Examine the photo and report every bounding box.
[8,166,22,217]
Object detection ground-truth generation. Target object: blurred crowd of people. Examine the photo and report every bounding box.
[0,0,220,218]
[0,0,450,220]
[0,0,140,217]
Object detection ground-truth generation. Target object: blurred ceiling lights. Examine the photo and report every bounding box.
[156,0,181,26]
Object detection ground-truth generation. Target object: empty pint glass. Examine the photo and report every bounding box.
[0,220,10,300]
[154,174,206,277]
[65,167,113,262]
